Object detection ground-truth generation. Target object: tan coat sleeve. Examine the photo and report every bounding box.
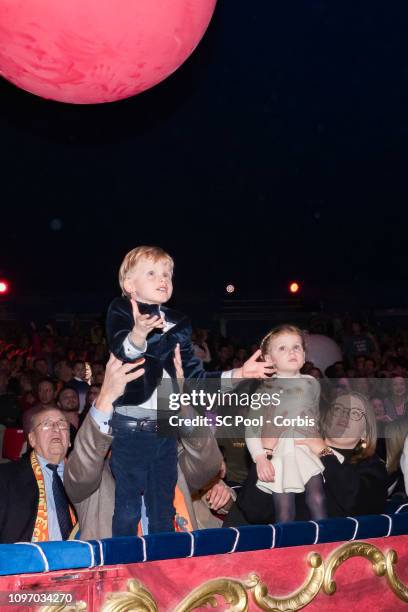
[177,405,223,493]
[64,414,112,504]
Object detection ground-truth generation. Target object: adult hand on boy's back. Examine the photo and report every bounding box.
[95,353,145,413]
[173,343,183,380]
[130,299,165,349]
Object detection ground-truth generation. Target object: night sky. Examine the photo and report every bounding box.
[1,1,408,312]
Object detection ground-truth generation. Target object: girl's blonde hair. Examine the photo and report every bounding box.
[260,324,306,357]
[385,417,408,474]
[118,246,174,297]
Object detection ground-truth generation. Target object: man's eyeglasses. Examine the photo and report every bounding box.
[332,404,366,422]
[33,419,70,432]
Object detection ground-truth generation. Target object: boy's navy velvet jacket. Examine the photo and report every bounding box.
[106,296,220,407]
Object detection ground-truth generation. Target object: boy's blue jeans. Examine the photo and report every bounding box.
[110,412,178,535]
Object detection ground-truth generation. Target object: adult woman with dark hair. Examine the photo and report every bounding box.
[225,392,387,526]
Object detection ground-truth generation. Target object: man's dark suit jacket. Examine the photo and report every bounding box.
[0,455,38,543]
[106,296,220,406]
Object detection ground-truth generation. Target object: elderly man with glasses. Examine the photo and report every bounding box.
[0,407,75,543]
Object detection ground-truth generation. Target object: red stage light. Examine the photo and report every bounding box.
[289,281,300,294]
[0,281,9,294]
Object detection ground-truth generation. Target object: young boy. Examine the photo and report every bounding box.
[106,245,272,535]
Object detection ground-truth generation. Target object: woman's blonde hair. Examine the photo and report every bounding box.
[320,391,378,463]
[260,324,305,357]
[385,417,408,474]
[118,246,174,297]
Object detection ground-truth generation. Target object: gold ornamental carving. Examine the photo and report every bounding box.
[49,540,408,611]
[250,553,324,611]
[101,579,158,612]
[323,541,386,595]
[385,549,408,602]
[173,577,249,612]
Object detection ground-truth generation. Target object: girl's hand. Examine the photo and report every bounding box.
[255,454,275,482]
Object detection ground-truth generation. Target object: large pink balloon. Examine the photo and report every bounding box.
[0,0,216,104]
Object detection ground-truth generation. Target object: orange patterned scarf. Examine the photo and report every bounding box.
[174,485,194,532]
[30,451,77,542]
[136,484,194,535]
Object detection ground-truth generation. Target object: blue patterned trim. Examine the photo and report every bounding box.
[1,509,408,576]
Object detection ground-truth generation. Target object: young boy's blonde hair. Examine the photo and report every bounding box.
[118,246,174,297]
[260,324,306,357]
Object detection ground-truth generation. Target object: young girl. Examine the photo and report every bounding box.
[245,325,327,522]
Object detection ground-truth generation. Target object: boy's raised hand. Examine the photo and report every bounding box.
[235,349,276,379]
[130,299,165,349]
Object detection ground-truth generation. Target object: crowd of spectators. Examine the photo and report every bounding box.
[0,313,407,541]
[0,320,107,434]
